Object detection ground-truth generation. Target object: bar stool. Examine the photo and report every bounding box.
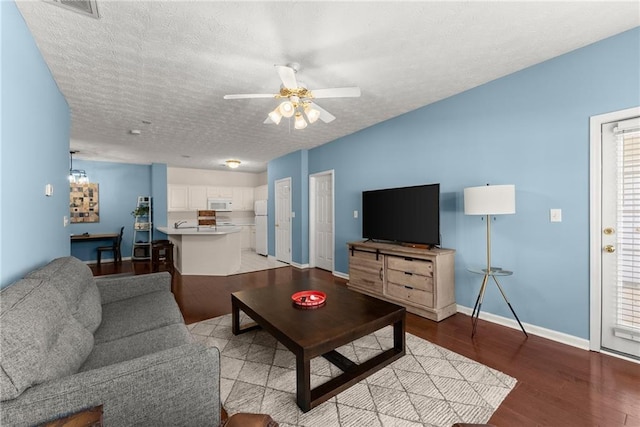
[151,240,174,273]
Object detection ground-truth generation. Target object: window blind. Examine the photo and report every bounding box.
[614,118,640,342]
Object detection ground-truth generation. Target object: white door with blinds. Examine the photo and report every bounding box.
[601,115,640,358]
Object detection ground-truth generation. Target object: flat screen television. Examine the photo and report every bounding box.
[362,183,440,247]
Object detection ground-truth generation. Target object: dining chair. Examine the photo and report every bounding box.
[97,226,124,266]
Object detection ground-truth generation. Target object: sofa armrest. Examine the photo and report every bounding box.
[1,343,220,427]
[95,272,171,304]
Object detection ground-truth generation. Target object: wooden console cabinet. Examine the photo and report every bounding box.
[347,241,456,321]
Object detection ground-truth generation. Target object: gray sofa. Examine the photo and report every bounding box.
[0,256,220,426]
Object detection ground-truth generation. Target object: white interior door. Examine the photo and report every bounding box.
[310,172,334,271]
[275,178,292,264]
[598,113,640,359]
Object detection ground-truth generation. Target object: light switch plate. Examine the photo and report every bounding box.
[354,210,358,218]
[550,209,562,222]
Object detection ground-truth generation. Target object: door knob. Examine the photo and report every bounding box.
[604,245,615,253]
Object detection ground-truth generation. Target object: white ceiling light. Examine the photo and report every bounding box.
[268,109,282,125]
[225,159,241,169]
[304,104,320,124]
[294,112,307,130]
[278,101,295,118]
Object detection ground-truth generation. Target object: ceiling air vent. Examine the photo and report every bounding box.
[44,0,100,19]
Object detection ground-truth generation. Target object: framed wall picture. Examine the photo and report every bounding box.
[70,183,99,223]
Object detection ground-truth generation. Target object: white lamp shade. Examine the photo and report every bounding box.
[464,185,515,215]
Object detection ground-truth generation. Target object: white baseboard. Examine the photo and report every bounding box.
[456,305,590,350]
[81,256,132,264]
[333,271,349,280]
[291,262,310,269]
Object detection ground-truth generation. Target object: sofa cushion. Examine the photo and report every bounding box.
[94,291,185,344]
[26,256,102,333]
[80,323,193,372]
[0,278,94,401]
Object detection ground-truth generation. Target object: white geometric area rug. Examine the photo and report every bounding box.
[189,313,516,427]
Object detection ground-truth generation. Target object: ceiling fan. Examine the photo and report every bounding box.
[223,63,361,130]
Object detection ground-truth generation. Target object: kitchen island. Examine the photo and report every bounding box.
[156,226,241,276]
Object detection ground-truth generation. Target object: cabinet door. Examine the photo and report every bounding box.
[232,187,244,211]
[349,250,384,293]
[240,226,251,249]
[188,186,207,210]
[254,184,268,201]
[250,225,256,250]
[243,187,255,211]
[168,185,189,211]
[207,186,233,199]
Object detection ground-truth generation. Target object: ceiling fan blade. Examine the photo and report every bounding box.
[275,65,298,89]
[309,102,336,123]
[263,116,276,124]
[310,87,361,99]
[223,93,277,100]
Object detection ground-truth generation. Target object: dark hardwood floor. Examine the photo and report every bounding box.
[92,261,640,426]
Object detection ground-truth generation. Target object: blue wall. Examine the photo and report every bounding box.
[270,27,640,339]
[1,1,71,287]
[69,160,153,262]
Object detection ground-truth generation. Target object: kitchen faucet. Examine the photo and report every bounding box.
[174,220,187,228]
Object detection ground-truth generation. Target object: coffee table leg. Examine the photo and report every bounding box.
[232,297,240,335]
[393,316,406,351]
[296,356,311,412]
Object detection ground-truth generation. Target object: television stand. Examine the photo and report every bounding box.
[347,240,456,321]
[400,242,432,250]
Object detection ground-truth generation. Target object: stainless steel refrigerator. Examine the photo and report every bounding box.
[254,200,268,256]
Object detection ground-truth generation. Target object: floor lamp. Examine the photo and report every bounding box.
[464,184,528,338]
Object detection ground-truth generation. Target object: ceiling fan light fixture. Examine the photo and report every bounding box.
[279,101,295,118]
[304,105,320,124]
[225,159,241,169]
[268,109,282,125]
[294,112,307,130]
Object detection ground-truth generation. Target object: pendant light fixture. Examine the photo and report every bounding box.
[68,150,89,184]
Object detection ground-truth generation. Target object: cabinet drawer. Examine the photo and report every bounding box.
[386,282,433,307]
[387,257,433,276]
[349,268,383,293]
[386,269,433,292]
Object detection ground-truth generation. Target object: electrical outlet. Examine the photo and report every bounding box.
[550,209,562,222]
[63,216,69,227]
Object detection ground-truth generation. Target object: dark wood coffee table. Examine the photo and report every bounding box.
[231,281,406,412]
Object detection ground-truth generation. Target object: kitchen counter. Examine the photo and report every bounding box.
[157,226,241,235]
[157,226,241,275]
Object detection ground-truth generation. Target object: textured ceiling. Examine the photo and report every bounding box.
[15,1,640,173]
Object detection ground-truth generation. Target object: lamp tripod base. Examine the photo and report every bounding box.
[471,273,528,338]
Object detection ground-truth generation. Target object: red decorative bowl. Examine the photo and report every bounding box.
[291,290,326,307]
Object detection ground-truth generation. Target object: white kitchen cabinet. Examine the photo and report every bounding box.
[242,187,254,211]
[239,225,252,250]
[188,186,207,210]
[254,185,268,201]
[207,186,233,199]
[231,187,255,211]
[250,225,256,250]
[168,185,189,211]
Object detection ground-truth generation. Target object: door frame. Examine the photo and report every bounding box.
[309,170,335,271]
[275,177,292,264]
[589,106,640,352]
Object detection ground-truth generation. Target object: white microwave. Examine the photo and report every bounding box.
[207,199,233,212]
